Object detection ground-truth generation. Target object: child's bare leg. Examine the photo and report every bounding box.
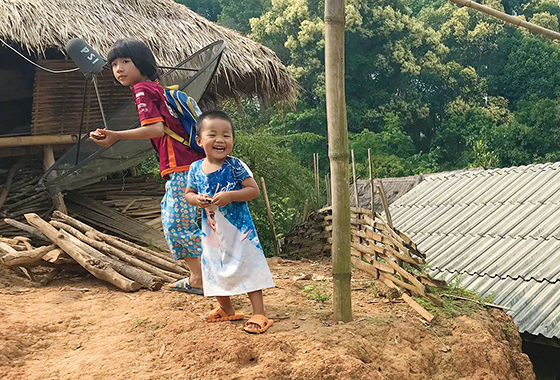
[245,290,271,332]
[183,257,202,289]
[216,296,235,315]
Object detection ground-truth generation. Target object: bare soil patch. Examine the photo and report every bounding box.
[0,257,535,380]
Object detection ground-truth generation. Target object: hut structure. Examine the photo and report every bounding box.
[0,0,298,158]
[0,0,298,247]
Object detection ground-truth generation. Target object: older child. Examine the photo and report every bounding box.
[89,39,205,294]
[185,110,275,334]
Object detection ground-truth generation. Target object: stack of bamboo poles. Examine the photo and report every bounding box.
[0,211,189,292]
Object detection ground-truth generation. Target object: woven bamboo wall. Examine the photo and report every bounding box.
[31,60,131,135]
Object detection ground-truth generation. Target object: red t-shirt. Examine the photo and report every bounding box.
[132,81,204,178]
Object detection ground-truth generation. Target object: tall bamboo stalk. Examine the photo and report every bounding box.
[325,0,352,322]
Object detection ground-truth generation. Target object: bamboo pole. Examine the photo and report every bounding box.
[449,0,560,41]
[325,0,352,322]
[0,135,78,147]
[351,149,359,208]
[259,177,281,257]
[368,148,375,214]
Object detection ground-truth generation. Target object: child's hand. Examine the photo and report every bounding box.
[211,191,232,207]
[195,193,212,208]
[90,128,118,147]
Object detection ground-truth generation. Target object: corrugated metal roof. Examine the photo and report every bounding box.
[390,162,560,339]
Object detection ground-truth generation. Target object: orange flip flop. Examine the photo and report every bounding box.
[244,314,274,334]
[202,307,245,322]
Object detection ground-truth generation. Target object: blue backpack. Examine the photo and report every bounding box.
[163,86,205,154]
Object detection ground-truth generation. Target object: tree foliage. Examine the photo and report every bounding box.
[175,0,560,251]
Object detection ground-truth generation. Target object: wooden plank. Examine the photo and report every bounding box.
[350,254,378,279]
[380,274,433,322]
[350,249,394,273]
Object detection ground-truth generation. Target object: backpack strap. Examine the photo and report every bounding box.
[164,126,190,147]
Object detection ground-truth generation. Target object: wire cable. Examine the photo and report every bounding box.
[0,36,81,74]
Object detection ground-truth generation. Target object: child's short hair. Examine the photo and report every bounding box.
[196,110,235,138]
[107,39,158,81]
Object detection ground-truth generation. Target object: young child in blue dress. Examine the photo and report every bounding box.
[185,110,275,334]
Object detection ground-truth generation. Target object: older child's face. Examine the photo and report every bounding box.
[196,118,234,162]
[111,57,147,86]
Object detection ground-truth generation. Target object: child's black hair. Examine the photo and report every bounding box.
[196,110,235,138]
[107,39,158,81]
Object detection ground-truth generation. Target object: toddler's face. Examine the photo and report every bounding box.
[196,118,234,161]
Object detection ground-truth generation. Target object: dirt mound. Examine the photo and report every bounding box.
[0,258,535,380]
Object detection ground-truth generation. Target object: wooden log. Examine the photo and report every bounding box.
[42,248,74,264]
[51,221,178,284]
[0,242,18,256]
[350,241,421,265]
[88,231,189,275]
[109,235,179,266]
[3,218,50,242]
[58,229,164,290]
[0,244,56,267]
[52,210,94,233]
[24,213,141,292]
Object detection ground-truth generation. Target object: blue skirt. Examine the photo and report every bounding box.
[161,171,202,260]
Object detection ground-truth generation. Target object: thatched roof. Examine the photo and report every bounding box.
[0,0,299,103]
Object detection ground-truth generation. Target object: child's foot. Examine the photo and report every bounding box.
[202,306,245,322]
[244,314,274,334]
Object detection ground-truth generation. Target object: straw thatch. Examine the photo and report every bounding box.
[0,0,299,103]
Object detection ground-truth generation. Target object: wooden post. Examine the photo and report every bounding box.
[302,199,309,222]
[351,149,359,208]
[259,177,281,257]
[325,0,352,322]
[43,145,68,214]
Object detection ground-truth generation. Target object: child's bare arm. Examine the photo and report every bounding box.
[186,187,212,208]
[90,122,166,147]
[211,177,260,207]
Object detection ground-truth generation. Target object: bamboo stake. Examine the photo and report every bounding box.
[43,145,67,214]
[351,149,360,208]
[368,148,374,214]
[325,0,352,322]
[325,174,331,206]
[259,177,280,257]
[376,182,393,229]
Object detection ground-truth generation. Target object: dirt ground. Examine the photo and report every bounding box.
[0,257,535,380]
